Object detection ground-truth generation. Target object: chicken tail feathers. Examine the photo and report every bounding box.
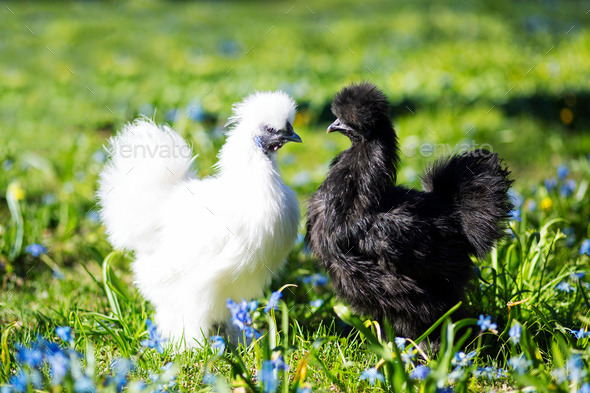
[97,118,195,251]
[421,149,513,258]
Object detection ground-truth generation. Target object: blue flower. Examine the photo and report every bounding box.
[29,370,43,389]
[508,189,524,208]
[264,291,282,313]
[452,351,476,367]
[243,326,260,339]
[477,315,497,332]
[110,358,133,393]
[295,232,305,246]
[289,171,312,187]
[510,209,521,222]
[92,150,107,163]
[165,109,178,123]
[394,337,406,350]
[43,194,56,205]
[448,366,465,382]
[75,171,86,182]
[560,179,576,197]
[25,243,47,257]
[309,299,324,308]
[555,281,575,293]
[580,239,590,256]
[563,227,576,247]
[87,211,101,224]
[15,343,43,368]
[566,355,586,381]
[46,350,69,385]
[138,103,154,116]
[571,328,590,339]
[226,299,258,332]
[43,339,62,356]
[508,355,531,374]
[526,200,536,211]
[296,385,312,393]
[74,375,96,393]
[570,272,585,280]
[256,355,289,393]
[218,40,239,57]
[9,371,28,392]
[474,366,496,379]
[359,367,385,385]
[553,367,567,384]
[56,326,73,343]
[292,171,312,187]
[557,165,570,180]
[509,322,522,344]
[209,336,225,356]
[148,362,177,392]
[476,366,507,379]
[401,350,416,364]
[3,159,13,171]
[140,319,165,354]
[544,178,557,192]
[259,360,279,393]
[301,274,328,286]
[186,103,205,122]
[410,365,430,380]
[272,355,289,371]
[202,373,216,385]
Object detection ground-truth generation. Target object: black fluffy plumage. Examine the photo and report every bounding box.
[306,83,513,339]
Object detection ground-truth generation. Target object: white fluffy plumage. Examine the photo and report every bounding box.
[97,91,300,347]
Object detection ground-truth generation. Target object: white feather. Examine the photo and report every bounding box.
[97,92,299,347]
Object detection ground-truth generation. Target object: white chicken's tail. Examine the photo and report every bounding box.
[97,119,195,252]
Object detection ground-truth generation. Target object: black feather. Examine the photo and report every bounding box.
[306,83,513,340]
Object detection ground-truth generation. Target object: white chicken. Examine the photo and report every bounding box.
[97,91,301,347]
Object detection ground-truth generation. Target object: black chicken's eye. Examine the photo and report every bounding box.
[264,126,277,134]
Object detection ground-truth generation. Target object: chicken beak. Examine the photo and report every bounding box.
[281,122,302,143]
[327,119,340,133]
[282,132,302,144]
[327,118,353,133]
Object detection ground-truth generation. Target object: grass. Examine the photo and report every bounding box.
[1,0,590,392]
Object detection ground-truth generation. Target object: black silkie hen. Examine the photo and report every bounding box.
[306,83,513,340]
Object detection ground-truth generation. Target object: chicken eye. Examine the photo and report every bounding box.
[264,125,278,134]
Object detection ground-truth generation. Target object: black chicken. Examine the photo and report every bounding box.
[306,83,512,339]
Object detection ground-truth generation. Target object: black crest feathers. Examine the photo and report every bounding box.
[331,82,391,135]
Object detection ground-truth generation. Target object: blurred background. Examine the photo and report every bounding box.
[0,0,589,270]
[1,4,590,390]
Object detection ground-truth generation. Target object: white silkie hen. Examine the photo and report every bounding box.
[97,91,301,347]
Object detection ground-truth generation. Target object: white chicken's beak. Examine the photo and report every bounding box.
[281,131,302,144]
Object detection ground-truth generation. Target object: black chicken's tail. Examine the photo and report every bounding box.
[421,149,513,258]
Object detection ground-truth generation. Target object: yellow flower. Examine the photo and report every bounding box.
[560,108,573,125]
[7,182,25,201]
[540,197,552,211]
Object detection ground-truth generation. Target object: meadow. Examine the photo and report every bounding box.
[1,0,589,392]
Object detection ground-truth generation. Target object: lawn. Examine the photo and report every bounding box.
[1,0,589,392]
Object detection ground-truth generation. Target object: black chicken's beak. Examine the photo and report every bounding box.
[327,118,354,134]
